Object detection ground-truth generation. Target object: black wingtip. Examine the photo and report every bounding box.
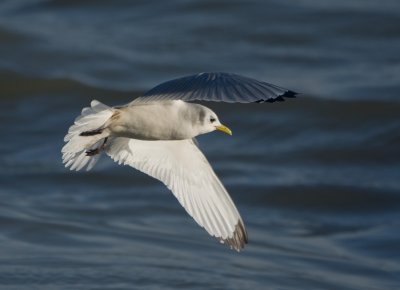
[255,90,298,103]
[219,219,248,252]
[283,90,298,98]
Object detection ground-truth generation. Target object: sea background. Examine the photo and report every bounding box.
[0,0,399,289]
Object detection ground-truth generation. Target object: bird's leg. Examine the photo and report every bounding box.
[80,128,103,136]
[85,137,108,156]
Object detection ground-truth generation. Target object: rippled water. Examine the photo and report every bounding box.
[1,0,400,289]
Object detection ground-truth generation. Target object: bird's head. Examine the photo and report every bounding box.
[194,105,232,136]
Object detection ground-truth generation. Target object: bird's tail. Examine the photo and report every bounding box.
[62,100,113,171]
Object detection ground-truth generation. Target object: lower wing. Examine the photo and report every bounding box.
[106,137,248,251]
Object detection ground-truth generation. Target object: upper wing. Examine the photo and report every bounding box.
[131,72,297,104]
[106,137,248,251]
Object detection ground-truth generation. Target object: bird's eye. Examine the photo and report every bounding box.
[210,117,216,123]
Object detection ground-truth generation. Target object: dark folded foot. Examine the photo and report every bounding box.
[85,148,100,156]
[80,128,103,136]
[85,137,108,156]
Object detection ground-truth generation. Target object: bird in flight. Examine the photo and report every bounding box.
[62,72,297,251]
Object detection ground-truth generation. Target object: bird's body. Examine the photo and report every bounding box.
[62,72,296,251]
[109,101,213,140]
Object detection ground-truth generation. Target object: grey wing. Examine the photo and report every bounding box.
[131,72,297,104]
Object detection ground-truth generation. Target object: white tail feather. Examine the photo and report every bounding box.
[62,100,113,171]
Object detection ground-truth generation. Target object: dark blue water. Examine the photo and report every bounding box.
[1,1,400,289]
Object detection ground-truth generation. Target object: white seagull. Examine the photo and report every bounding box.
[62,72,296,251]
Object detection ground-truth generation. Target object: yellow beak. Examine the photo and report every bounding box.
[215,124,232,136]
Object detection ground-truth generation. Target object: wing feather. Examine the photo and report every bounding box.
[131,72,297,104]
[106,137,248,251]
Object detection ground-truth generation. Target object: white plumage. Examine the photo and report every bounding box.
[106,138,247,249]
